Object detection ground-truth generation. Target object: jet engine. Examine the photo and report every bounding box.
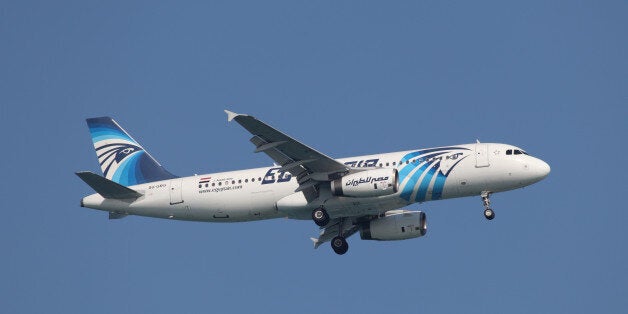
[331,169,398,198]
[360,210,427,241]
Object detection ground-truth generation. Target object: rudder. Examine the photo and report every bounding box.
[86,117,177,186]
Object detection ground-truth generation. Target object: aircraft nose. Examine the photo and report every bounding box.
[534,158,551,180]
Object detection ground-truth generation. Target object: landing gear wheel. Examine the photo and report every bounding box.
[484,208,495,220]
[312,208,330,227]
[331,236,349,255]
[481,191,495,220]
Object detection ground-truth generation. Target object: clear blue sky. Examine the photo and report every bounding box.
[1,1,626,313]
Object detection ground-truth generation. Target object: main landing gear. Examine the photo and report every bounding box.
[331,236,348,255]
[481,191,495,220]
[311,207,349,255]
[331,218,348,255]
[312,207,330,227]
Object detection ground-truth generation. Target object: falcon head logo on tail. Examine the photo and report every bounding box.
[86,117,177,186]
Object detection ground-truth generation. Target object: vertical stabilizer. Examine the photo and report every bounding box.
[86,117,177,186]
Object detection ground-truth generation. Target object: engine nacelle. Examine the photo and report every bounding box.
[360,210,427,241]
[331,169,398,198]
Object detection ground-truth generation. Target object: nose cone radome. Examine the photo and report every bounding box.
[531,158,551,182]
[539,160,551,178]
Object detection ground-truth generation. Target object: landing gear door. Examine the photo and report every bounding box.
[475,143,490,168]
[169,179,184,205]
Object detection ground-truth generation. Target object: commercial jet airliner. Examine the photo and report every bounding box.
[77,110,550,255]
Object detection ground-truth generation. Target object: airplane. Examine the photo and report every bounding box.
[76,110,550,255]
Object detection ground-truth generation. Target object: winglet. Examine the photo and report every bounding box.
[224,110,242,122]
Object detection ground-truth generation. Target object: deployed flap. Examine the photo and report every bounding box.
[225,110,349,195]
[76,171,143,199]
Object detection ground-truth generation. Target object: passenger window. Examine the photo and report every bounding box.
[258,177,262,181]
[251,178,255,182]
[198,184,202,188]
[218,182,222,186]
[379,163,382,167]
[245,179,248,183]
[386,162,389,166]
[205,183,208,188]
[406,160,409,164]
[232,180,235,184]
[506,149,512,155]
[212,183,215,187]
[393,162,396,166]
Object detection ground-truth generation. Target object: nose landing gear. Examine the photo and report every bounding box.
[481,191,495,220]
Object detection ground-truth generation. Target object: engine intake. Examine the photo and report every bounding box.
[331,169,398,198]
[360,210,427,241]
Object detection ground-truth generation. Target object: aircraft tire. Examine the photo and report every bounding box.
[312,208,330,226]
[331,236,348,255]
[484,208,495,220]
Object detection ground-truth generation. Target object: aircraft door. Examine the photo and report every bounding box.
[475,143,490,168]
[169,179,184,205]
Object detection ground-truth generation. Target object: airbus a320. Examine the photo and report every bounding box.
[77,110,550,255]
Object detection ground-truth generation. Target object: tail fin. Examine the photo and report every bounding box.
[86,117,177,186]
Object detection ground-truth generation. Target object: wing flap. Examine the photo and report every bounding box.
[76,171,143,199]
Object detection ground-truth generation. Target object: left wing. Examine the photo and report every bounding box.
[225,110,350,199]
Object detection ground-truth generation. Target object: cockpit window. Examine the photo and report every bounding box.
[514,150,522,155]
[506,149,512,155]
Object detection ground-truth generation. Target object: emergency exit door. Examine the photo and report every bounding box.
[475,143,490,168]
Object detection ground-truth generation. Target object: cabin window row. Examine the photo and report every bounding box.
[198,177,263,188]
[377,160,420,167]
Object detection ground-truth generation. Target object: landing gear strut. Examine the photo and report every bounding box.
[481,191,495,220]
[331,218,348,255]
[312,207,330,227]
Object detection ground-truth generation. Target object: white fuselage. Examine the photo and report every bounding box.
[81,143,550,222]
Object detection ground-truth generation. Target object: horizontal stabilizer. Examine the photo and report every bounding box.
[76,171,143,199]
